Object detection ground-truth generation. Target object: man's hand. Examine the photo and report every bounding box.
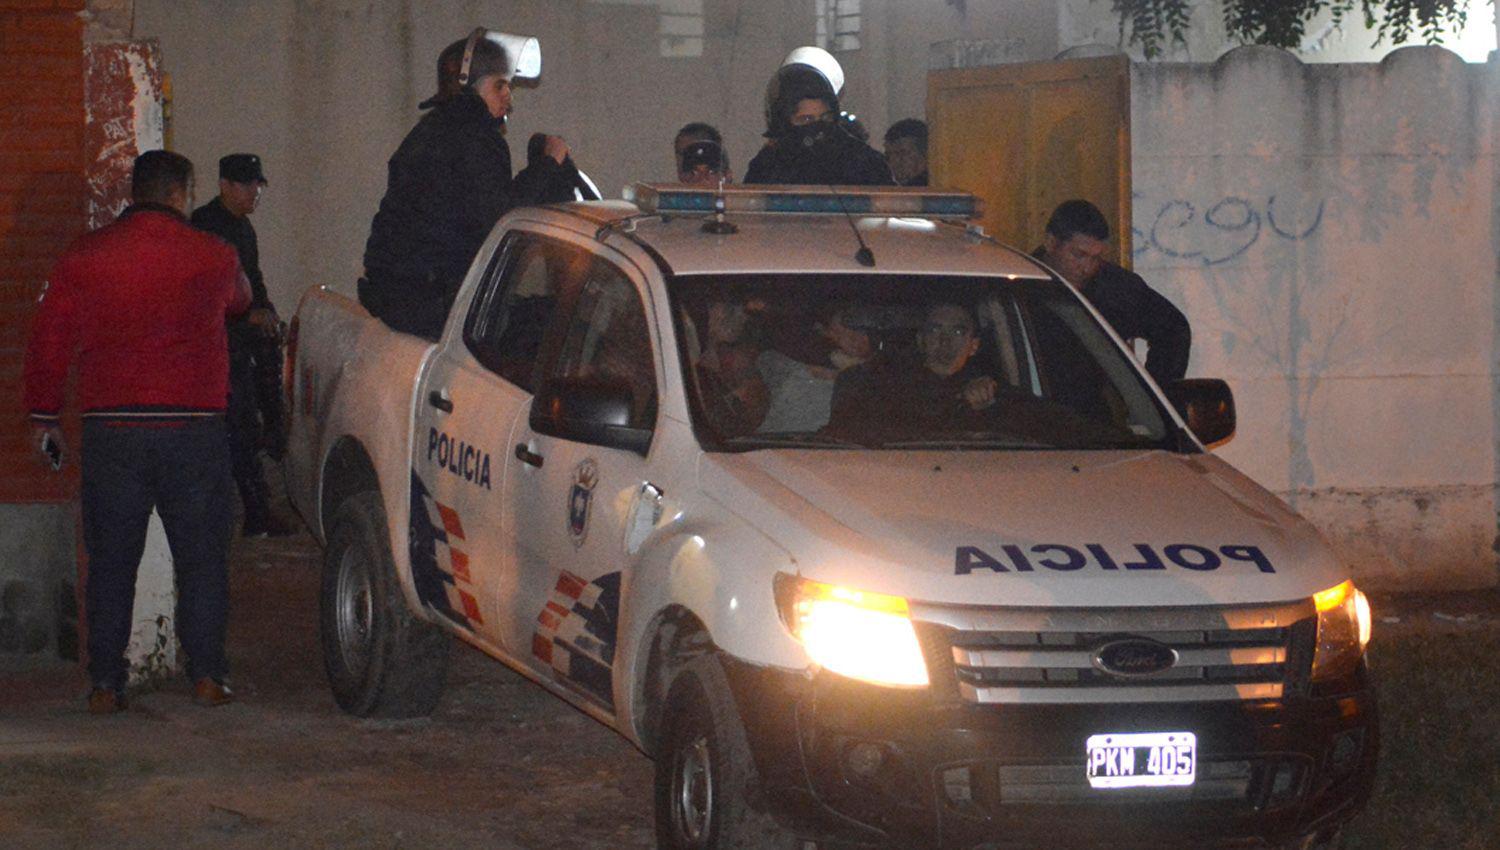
[543,135,569,165]
[246,307,279,336]
[34,424,65,470]
[961,376,998,411]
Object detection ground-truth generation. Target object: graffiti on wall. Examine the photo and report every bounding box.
[1131,194,1327,266]
[84,43,164,230]
[1132,188,1373,495]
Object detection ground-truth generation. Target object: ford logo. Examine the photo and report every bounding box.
[1092,638,1179,678]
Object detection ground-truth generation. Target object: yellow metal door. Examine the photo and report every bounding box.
[928,55,1131,264]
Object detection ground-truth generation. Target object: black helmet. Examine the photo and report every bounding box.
[421,31,511,109]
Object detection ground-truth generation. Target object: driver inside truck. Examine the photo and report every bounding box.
[827,301,998,436]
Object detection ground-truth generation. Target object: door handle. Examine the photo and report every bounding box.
[514,443,544,468]
[428,390,453,413]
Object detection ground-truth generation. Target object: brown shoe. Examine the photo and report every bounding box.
[87,688,127,715]
[192,678,235,708]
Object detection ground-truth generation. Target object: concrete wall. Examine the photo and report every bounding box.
[0,505,78,671]
[1131,46,1499,588]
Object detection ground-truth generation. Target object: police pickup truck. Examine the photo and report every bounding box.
[284,184,1376,849]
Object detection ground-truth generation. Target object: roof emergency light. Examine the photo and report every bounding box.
[625,183,982,220]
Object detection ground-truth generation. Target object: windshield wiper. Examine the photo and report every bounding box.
[721,432,870,450]
[878,436,1053,450]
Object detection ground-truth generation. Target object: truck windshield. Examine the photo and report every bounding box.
[669,273,1182,452]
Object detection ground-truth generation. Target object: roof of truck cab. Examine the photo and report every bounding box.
[518,198,1054,279]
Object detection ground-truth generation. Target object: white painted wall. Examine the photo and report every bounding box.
[1132,46,1499,588]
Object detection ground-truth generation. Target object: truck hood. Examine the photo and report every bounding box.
[698,449,1346,609]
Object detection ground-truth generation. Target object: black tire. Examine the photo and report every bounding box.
[319,490,450,718]
[654,655,802,850]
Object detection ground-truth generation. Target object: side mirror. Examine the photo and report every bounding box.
[532,376,653,455]
[1166,378,1235,449]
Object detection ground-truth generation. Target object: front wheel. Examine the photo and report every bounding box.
[654,655,802,850]
[319,490,450,718]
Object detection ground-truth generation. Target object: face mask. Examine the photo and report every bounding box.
[788,121,833,150]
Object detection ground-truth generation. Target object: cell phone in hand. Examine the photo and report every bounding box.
[41,432,62,470]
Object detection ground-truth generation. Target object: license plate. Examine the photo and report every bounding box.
[1086,731,1196,789]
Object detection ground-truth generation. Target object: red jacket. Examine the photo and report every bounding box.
[23,204,252,422]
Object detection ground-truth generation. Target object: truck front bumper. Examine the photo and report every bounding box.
[723,659,1377,850]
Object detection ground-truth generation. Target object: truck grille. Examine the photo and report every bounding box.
[911,601,1315,704]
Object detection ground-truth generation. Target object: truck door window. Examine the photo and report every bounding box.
[547,260,658,429]
[464,234,591,392]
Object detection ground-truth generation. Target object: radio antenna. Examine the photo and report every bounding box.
[829,185,876,267]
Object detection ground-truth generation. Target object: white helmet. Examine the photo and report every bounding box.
[781,45,844,95]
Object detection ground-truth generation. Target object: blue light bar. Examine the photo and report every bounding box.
[625,183,981,219]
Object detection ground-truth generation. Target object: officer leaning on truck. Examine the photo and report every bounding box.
[191,153,292,538]
[360,28,578,340]
[1035,199,1192,386]
[23,150,251,714]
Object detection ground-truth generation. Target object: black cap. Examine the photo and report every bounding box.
[219,153,267,185]
[681,140,726,173]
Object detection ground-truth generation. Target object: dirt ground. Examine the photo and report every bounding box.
[0,529,656,850]
[5,518,1500,850]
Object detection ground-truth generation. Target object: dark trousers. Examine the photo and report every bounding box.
[81,417,234,690]
[228,348,271,527]
[357,274,451,341]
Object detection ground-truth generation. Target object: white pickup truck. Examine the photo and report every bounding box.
[285,185,1376,850]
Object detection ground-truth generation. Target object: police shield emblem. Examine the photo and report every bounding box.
[568,459,599,546]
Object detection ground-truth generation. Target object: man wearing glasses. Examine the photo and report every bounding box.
[828,302,997,435]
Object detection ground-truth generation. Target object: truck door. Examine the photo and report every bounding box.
[501,254,660,716]
[410,231,587,652]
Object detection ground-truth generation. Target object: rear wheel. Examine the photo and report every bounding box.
[319,491,450,717]
[654,655,802,850]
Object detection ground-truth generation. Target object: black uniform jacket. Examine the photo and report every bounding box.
[743,130,895,187]
[193,197,273,351]
[827,356,993,437]
[363,90,574,291]
[1036,249,1193,387]
[192,197,269,311]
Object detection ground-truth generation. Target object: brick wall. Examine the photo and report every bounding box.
[0,1,86,503]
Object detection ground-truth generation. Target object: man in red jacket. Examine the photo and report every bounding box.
[24,150,251,714]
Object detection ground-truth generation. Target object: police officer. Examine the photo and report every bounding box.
[1035,200,1192,386]
[360,29,579,340]
[743,47,893,187]
[673,122,732,185]
[883,118,929,186]
[192,153,292,538]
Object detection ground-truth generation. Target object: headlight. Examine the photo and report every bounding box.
[774,573,929,688]
[1311,580,1372,680]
